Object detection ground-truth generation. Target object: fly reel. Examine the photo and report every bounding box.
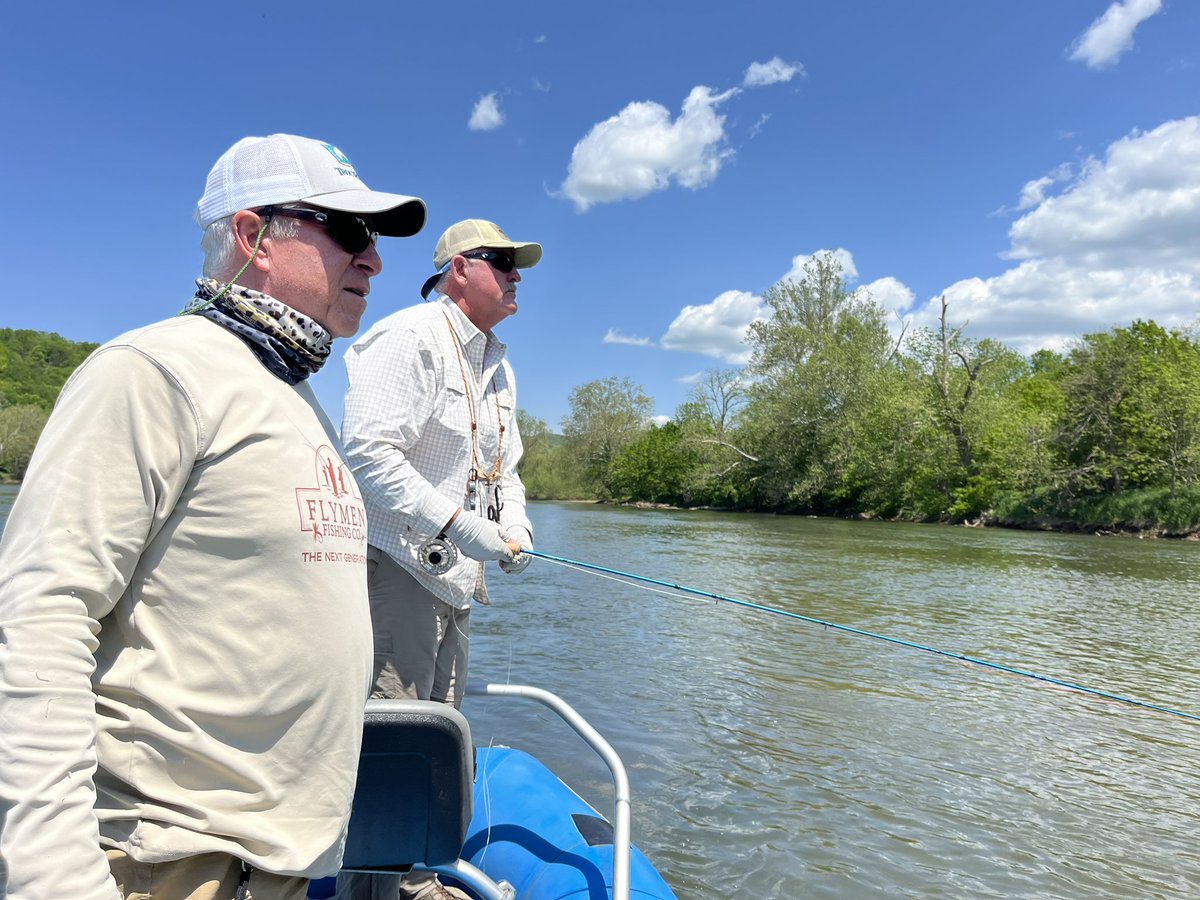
[419,536,458,575]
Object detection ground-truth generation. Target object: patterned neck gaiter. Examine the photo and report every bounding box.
[182,278,333,384]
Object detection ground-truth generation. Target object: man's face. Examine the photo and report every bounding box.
[263,209,383,338]
[457,247,521,332]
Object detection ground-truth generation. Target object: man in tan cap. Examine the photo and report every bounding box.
[337,220,541,900]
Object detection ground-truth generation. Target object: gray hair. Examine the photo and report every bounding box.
[200,210,302,279]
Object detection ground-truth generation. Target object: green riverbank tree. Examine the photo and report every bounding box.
[0,329,97,480]
[1055,320,1200,497]
[560,376,653,496]
[738,254,898,510]
[516,257,1200,535]
[516,409,589,500]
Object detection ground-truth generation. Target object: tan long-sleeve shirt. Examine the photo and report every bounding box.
[0,314,372,899]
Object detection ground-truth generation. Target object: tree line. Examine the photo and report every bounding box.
[0,329,98,481]
[9,270,1200,538]
[518,255,1200,536]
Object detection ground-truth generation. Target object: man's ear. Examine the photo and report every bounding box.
[232,209,270,274]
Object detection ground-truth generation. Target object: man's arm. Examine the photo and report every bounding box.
[497,362,533,547]
[342,324,462,553]
[0,347,198,900]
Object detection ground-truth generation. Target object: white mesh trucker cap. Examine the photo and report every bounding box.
[195,134,426,237]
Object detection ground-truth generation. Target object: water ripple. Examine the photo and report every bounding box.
[466,503,1200,898]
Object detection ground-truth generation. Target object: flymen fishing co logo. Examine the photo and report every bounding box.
[323,143,358,179]
[295,444,367,564]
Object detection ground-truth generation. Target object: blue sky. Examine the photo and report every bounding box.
[3,0,1198,429]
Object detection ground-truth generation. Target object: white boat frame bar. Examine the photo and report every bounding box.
[464,681,633,900]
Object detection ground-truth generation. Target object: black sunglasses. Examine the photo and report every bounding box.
[462,250,517,273]
[261,206,377,255]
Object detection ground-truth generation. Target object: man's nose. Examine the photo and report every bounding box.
[356,242,383,276]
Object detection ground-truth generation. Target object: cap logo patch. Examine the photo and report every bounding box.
[323,143,358,178]
[323,143,353,165]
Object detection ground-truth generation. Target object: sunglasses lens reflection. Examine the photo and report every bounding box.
[264,207,375,254]
[466,251,516,273]
[329,216,373,254]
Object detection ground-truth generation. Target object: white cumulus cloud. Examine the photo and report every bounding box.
[559,86,738,212]
[908,116,1200,353]
[779,247,859,284]
[1068,0,1163,69]
[743,57,805,87]
[603,328,654,347]
[1007,118,1200,268]
[660,290,767,364]
[650,118,1200,371]
[1016,163,1073,211]
[857,276,915,320]
[469,93,504,131]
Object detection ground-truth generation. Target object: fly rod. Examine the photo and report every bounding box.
[523,549,1200,724]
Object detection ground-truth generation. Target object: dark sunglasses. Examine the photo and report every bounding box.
[261,206,378,255]
[462,250,517,273]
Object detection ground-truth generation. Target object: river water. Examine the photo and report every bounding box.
[3,488,1199,898]
[466,501,1200,899]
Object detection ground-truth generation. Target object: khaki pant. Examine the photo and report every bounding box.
[106,850,309,900]
[366,545,470,707]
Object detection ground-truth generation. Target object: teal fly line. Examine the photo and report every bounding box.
[524,549,1200,724]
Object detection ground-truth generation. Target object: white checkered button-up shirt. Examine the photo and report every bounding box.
[342,296,531,608]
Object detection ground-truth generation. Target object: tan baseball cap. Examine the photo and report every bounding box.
[420,219,542,298]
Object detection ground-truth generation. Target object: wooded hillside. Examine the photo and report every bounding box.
[0,329,98,479]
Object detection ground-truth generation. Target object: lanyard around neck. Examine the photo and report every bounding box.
[441,308,505,482]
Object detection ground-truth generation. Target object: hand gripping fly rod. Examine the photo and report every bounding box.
[522,549,1200,724]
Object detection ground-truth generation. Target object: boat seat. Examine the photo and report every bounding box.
[339,698,474,872]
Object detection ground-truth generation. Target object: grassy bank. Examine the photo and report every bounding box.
[988,485,1200,538]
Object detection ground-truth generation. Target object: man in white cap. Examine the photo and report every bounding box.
[0,134,425,900]
[337,219,540,900]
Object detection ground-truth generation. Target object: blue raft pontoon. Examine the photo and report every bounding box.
[309,682,675,900]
